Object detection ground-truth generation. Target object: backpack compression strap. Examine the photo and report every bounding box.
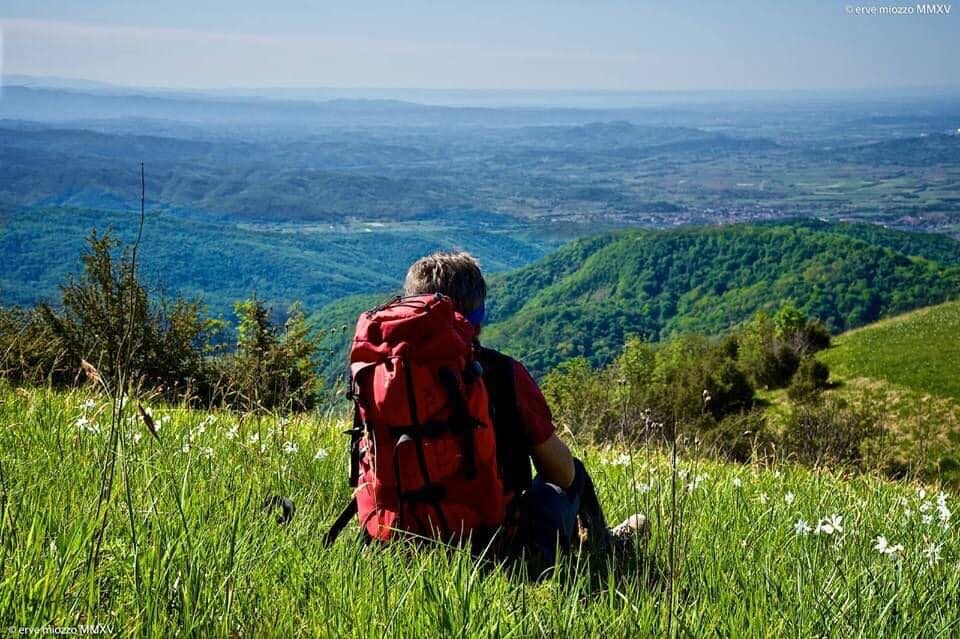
[324,497,358,546]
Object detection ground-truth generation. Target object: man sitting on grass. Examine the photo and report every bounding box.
[401,251,647,570]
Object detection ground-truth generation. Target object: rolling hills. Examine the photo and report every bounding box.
[481,223,960,375]
[312,221,960,382]
[0,206,555,316]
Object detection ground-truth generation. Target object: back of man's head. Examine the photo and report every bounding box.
[404,251,486,315]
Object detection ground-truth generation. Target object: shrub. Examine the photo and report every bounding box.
[26,231,222,396]
[2,230,324,412]
[737,311,797,388]
[781,395,884,468]
[542,357,615,442]
[737,306,831,389]
[213,299,323,412]
[0,306,72,385]
[700,410,775,463]
[786,357,831,403]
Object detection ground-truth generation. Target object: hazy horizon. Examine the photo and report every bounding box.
[2,1,957,93]
[5,71,960,111]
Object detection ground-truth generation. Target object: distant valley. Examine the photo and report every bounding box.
[2,79,959,371]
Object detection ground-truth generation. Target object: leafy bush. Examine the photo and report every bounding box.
[0,306,71,384]
[736,312,798,389]
[544,332,754,446]
[699,410,775,463]
[781,395,884,468]
[736,306,830,390]
[212,299,323,412]
[1,230,324,412]
[542,358,616,442]
[23,231,221,395]
[786,357,831,403]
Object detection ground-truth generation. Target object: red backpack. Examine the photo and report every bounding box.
[326,294,507,544]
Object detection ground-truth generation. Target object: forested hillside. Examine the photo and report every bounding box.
[482,223,960,374]
[0,207,553,315]
[311,221,960,382]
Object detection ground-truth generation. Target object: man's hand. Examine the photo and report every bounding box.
[531,434,576,489]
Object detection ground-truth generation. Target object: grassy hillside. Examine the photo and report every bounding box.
[819,300,960,403]
[482,223,960,375]
[2,384,959,636]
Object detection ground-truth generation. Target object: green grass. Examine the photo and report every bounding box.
[819,300,960,403]
[2,384,959,636]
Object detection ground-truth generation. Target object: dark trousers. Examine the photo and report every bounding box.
[515,458,609,570]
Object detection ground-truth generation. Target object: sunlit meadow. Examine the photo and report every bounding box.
[2,383,959,637]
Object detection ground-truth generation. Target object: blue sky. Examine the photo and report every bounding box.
[1,0,957,90]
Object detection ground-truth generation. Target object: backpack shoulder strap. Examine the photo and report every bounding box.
[476,346,533,496]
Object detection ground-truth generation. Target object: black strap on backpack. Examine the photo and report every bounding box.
[475,346,534,497]
[326,368,368,546]
[437,367,481,480]
[323,497,358,547]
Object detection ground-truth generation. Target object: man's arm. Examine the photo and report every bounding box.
[531,434,575,489]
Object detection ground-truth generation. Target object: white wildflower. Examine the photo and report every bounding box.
[918,487,927,500]
[75,416,100,434]
[686,475,705,493]
[873,535,890,554]
[759,493,769,505]
[132,432,143,444]
[794,518,812,536]
[936,492,951,526]
[189,424,205,442]
[201,446,214,459]
[732,477,742,489]
[784,492,796,506]
[609,453,631,466]
[180,443,190,454]
[922,542,942,566]
[82,399,96,411]
[248,433,260,445]
[282,441,298,455]
[922,513,934,526]
[815,514,843,535]
[226,425,239,440]
[637,481,652,494]
[314,448,329,461]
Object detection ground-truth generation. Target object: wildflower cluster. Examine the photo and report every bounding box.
[873,535,905,561]
[75,397,100,434]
